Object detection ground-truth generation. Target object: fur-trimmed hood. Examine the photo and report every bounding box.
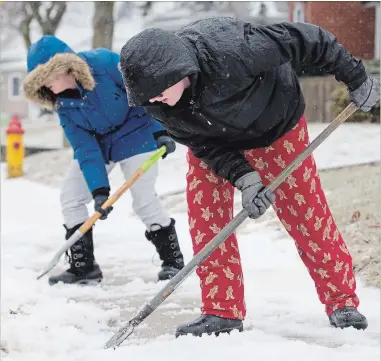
[23,35,95,110]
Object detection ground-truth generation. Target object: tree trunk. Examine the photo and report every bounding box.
[19,18,32,48]
[139,2,152,17]
[18,2,35,49]
[92,1,115,49]
[28,2,67,35]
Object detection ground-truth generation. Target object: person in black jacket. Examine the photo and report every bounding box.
[119,18,380,337]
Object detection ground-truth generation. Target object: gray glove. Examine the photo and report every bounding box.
[235,171,276,219]
[349,77,380,112]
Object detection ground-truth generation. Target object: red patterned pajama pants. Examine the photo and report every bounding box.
[186,115,359,320]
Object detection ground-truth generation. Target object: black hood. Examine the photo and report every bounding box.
[120,28,200,107]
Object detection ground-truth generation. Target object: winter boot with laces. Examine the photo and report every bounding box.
[48,223,103,286]
[145,218,185,281]
[329,306,368,330]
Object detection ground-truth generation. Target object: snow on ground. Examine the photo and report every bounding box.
[19,122,381,195]
[1,123,380,361]
[111,122,381,198]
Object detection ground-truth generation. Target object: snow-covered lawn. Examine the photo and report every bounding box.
[1,123,380,361]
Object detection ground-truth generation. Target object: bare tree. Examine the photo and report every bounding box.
[1,2,68,145]
[0,2,35,48]
[137,1,153,17]
[92,1,115,49]
[28,1,67,35]
[18,6,34,48]
[0,2,67,49]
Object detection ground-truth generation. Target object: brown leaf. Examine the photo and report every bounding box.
[351,211,361,223]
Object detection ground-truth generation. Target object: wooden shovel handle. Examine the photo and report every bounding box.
[78,146,166,235]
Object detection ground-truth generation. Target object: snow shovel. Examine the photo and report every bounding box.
[104,102,359,349]
[36,146,168,280]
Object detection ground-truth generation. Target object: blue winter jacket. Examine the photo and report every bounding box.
[24,36,163,193]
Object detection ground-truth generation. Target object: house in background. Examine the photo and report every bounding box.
[0,1,289,124]
[288,1,379,123]
[289,1,379,60]
[0,37,30,121]
[143,2,288,32]
[0,2,144,124]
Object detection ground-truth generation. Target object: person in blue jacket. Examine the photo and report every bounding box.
[23,35,185,285]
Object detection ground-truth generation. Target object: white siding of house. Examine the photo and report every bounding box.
[1,71,29,119]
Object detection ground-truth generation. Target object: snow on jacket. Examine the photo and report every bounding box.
[120,17,368,185]
[23,35,163,193]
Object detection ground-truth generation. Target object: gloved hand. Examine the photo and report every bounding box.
[349,77,380,112]
[235,171,275,219]
[92,188,113,220]
[157,135,176,159]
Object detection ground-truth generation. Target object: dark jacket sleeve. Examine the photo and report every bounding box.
[167,129,253,185]
[242,22,367,91]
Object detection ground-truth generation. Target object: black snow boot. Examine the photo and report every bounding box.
[329,306,368,330]
[145,218,184,281]
[175,315,243,338]
[48,223,103,286]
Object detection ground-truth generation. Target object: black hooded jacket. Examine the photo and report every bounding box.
[120,17,368,185]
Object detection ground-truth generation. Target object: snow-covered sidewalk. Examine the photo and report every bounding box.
[1,123,380,361]
[21,122,381,194]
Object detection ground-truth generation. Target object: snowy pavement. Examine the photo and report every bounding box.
[120,122,381,198]
[21,122,381,193]
[1,123,380,361]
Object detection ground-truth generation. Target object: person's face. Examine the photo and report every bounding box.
[44,73,76,94]
[149,80,186,106]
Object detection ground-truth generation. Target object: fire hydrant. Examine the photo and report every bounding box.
[6,114,25,178]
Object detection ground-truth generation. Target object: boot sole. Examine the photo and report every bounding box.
[158,274,176,281]
[157,269,181,281]
[175,325,243,338]
[49,276,102,286]
[77,277,102,286]
[329,320,368,330]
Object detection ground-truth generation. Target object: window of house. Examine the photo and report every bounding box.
[8,73,23,100]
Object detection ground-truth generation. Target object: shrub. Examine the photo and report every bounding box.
[330,84,380,123]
